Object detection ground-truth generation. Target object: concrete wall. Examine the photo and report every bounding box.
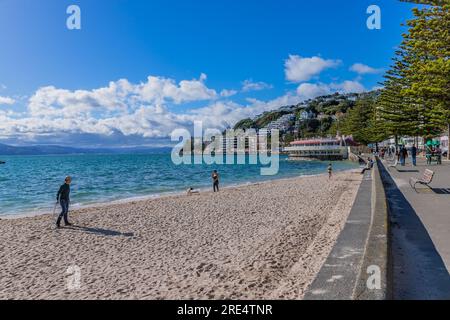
[304,158,393,300]
[353,158,393,300]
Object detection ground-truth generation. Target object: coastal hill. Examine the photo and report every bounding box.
[234,90,380,144]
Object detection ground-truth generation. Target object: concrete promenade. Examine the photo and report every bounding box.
[304,167,381,300]
[379,157,450,299]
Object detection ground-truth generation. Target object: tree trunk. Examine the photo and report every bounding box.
[395,135,398,153]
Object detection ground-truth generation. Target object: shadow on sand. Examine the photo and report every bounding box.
[65,225,134,238]
[379,162,450,299]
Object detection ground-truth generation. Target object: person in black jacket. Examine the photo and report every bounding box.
[56,176,72,228]
[212,170,220,192]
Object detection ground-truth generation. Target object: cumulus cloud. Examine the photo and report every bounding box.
[296,80,366,100]
[285,55,341,82]
[241,79,273,92]
[334,80,366,93]
[136,74,217,104]
[0,73,275,144]
[296,83,331,100]
[0,74,223,144]
[0,96,15,105]
[220,89,238,97]
[26,74,218,119]
[0,70,367,146]
[350,63,382,75]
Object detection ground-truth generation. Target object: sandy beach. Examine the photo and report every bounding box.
[0,171,362,300]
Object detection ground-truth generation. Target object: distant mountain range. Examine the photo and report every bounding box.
[0,143,172,156]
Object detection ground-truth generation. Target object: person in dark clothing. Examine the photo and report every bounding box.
[56,176,72,228]
[411,144,417,166]
[327,163,333,180]
[401,146,408,166]
[212,170,220,192]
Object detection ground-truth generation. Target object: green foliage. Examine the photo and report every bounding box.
[340,96,390,145]
[233,118,256,130]
[378,0,450,140]
[254,111,291,128]
[298,119,321,138]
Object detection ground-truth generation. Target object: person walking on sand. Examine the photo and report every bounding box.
[212,170,220,192]
[327,163,333,179]
[56,176,73,228]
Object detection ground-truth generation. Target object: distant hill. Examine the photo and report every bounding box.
[0,143,172,156]
[234,91,380,141]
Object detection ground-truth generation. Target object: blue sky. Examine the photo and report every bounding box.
[0,0,416,147]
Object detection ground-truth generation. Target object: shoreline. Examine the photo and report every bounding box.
[0,169,358,220]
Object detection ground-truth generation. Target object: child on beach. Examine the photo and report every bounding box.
[186,187,199,196]
[327,163,333,179]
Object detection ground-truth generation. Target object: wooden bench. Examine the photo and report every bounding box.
[409,169,435,190]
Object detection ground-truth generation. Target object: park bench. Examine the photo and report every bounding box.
[409,169,435,190]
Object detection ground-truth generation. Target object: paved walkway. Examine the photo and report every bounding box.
[304,169,373,300]
[380,157,450,299]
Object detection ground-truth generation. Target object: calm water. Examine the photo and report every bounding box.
[0,153,358,216]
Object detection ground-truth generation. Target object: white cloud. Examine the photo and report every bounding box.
[220,89,238,97]
[296,80,366,100]
[0,96,15,105]
[296,83,332,100]
[285,55,341,82]
[136,74,217,104]
[241,79,273,92]
[0,71,367,146]
[26,74,218,119]
[332,80,365,93]
[350,63,382,75]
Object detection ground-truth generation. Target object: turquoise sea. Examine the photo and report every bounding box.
[0,153,358,217]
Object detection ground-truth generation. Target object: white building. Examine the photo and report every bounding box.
[299,110,315,120]
[266,114,295,132]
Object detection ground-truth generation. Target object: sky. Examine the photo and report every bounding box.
[0,0,417,147]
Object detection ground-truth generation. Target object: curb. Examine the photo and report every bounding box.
[353,158,393,300]
[304,158,392,300]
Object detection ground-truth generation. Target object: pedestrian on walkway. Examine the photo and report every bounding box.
[400,146,408,166]
[411,144,417,166]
